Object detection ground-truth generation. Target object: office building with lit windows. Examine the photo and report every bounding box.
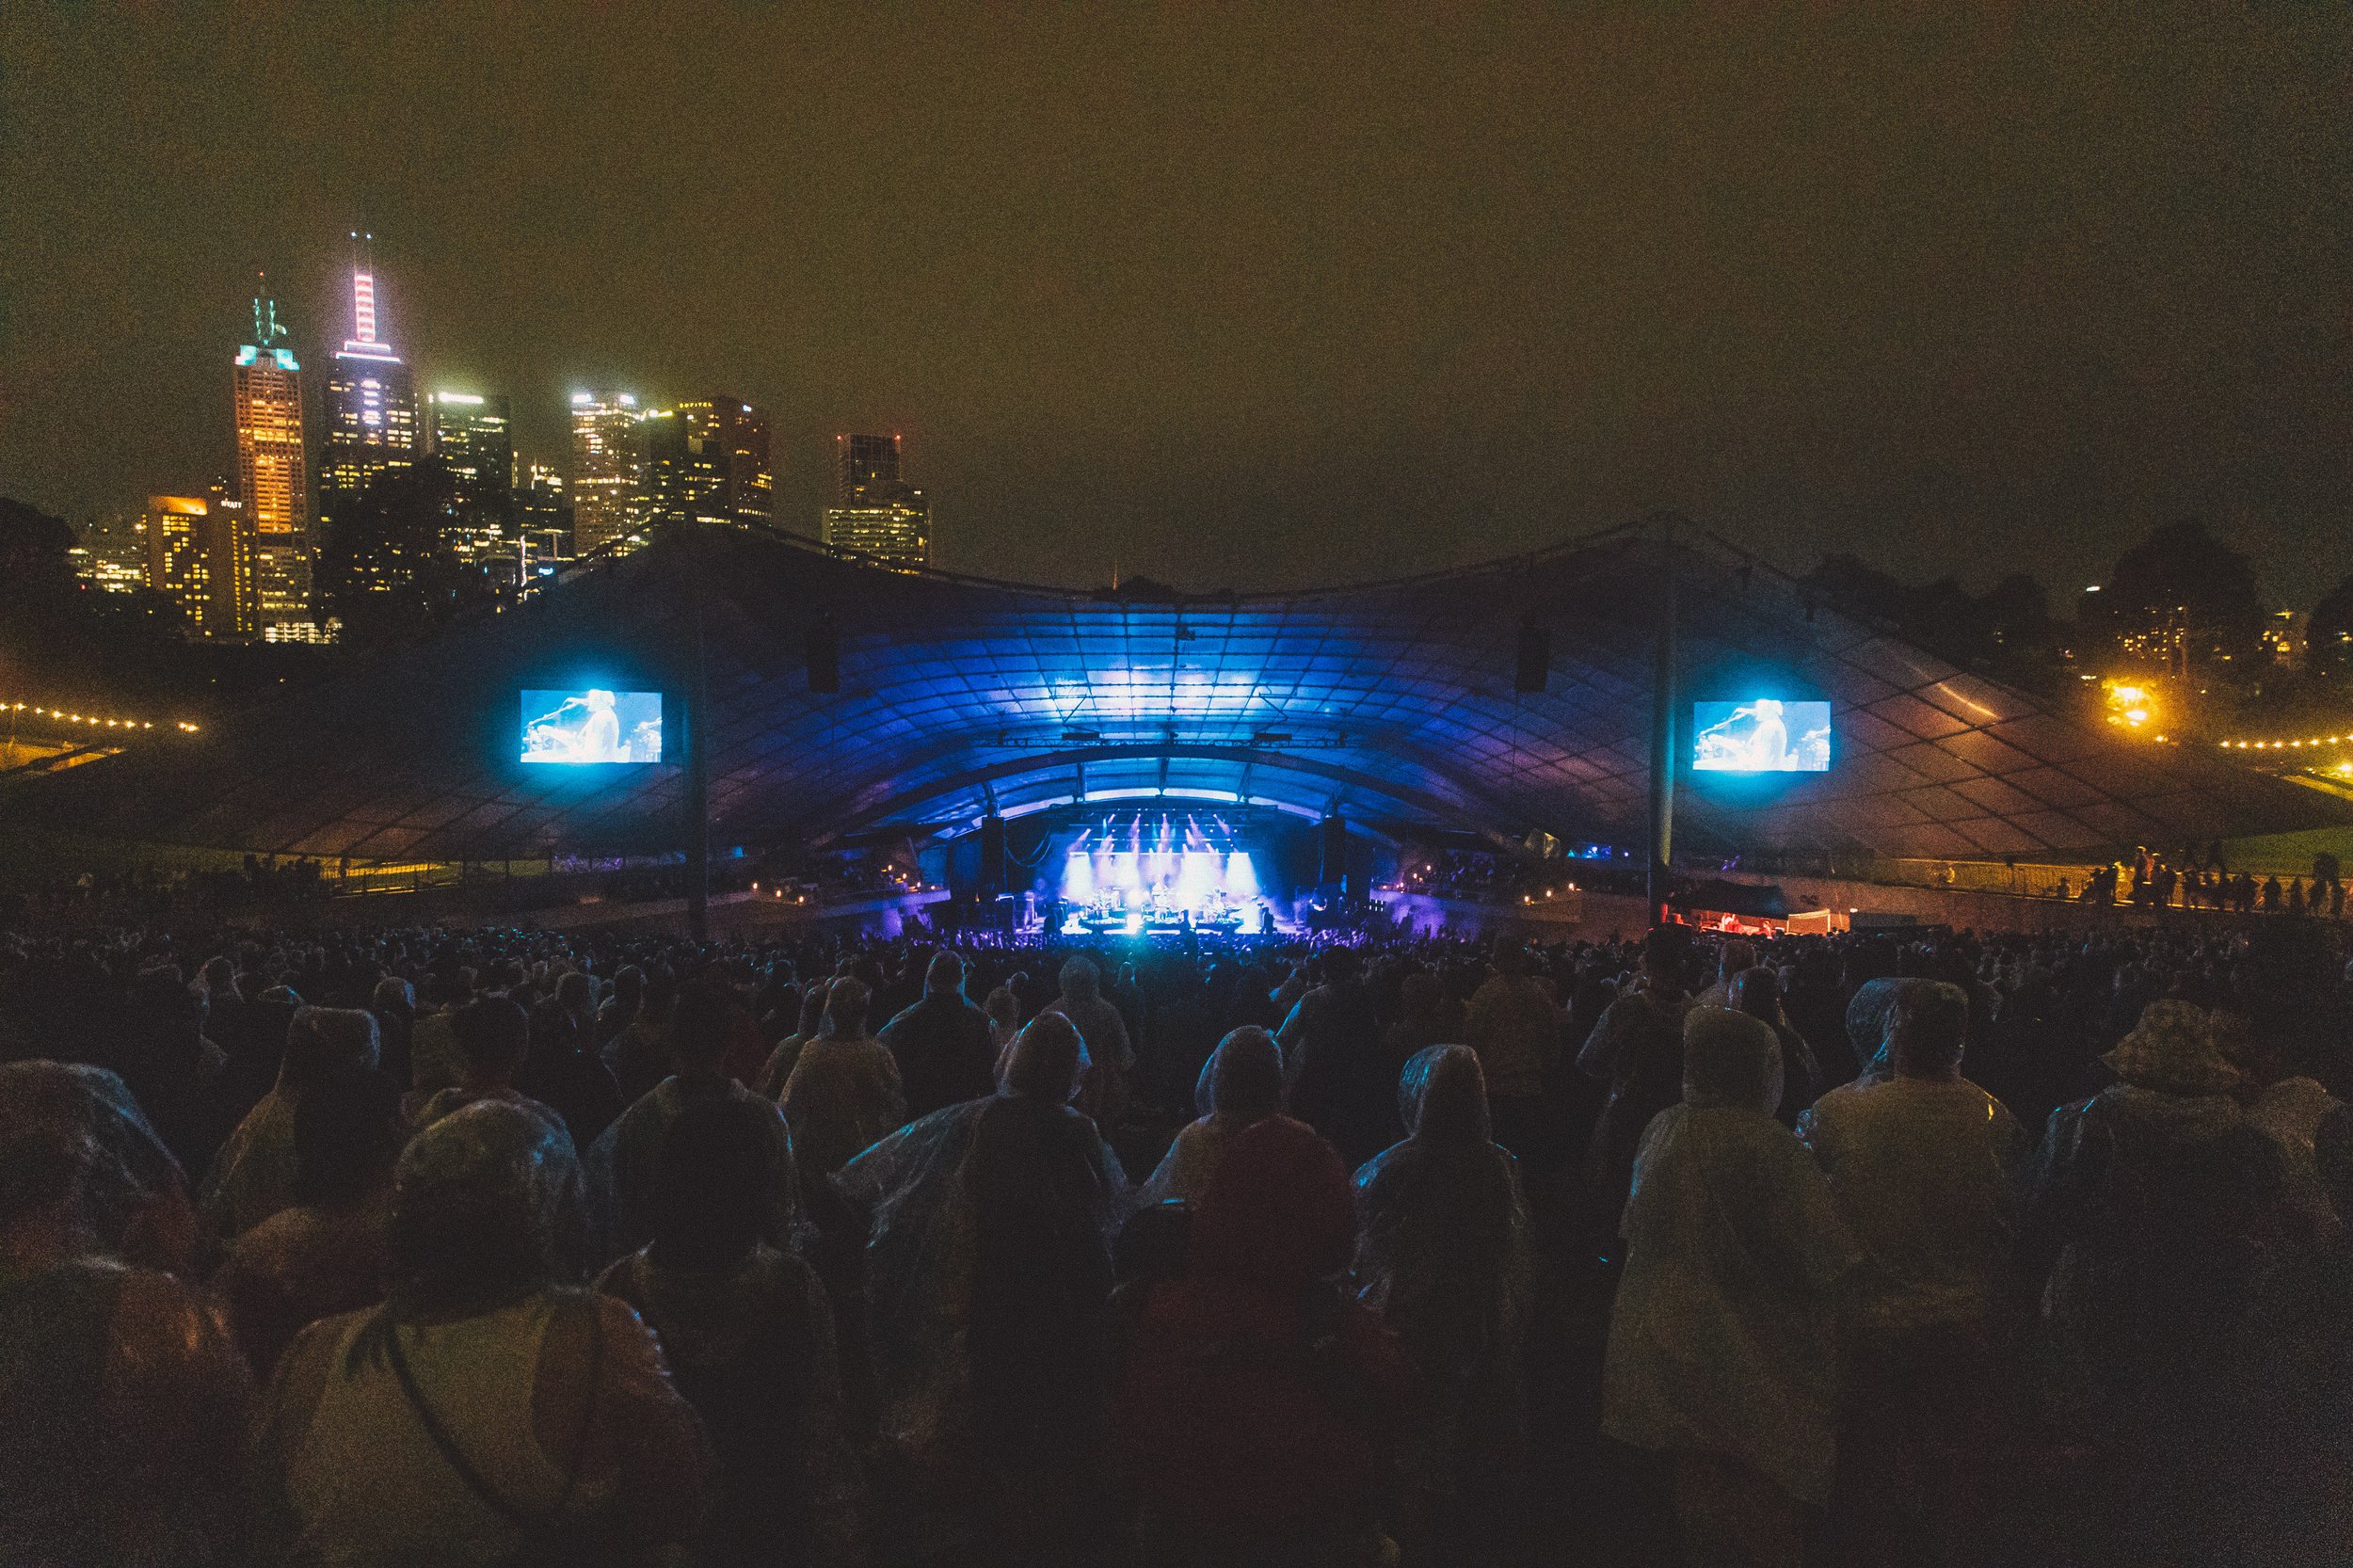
[427,392,513,505]
[690,397,772,523]
[823,431,931,568]
[639,396,773,529]
[318,248,419,596]
[232,280,312,627]
[516,461,573,577]
[73,513,149,595]
[143,493,258,639]
[428,391,516,567]
[568,392,642,555]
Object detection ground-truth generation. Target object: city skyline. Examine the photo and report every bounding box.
[4,8,2345,601]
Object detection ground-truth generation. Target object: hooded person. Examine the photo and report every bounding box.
[833,1012,1128,1560]
[1044,956,1135,1129]
[781,975,906,1179]
[1116,1114,1414,1563]
[1836,975,1909,1091]
[1352,1045,1534,1528]
[250,1100,713,1565]
[598,1099,861,1566]
[879,951,1001,1122]
[1138,1026,1286,1207]
[1731,966,1822,1127]
[410,992,594,1264]
[1603,1007,1857,1568]
[0,1060,200,1274]
[0,1062,254,1568]
[199,1005,380,1240]
[1279,945,1401,1168]
[209,1066,407,1378]
[759,980,830,1101]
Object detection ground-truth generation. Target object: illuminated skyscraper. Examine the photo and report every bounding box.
[318,238,419,598]
[686,396,772,523]
[516,462,574,585]
[143,493,258,639]
[823,431,931,568]
[640,396,773,529]
[427,391,515,567]
[426,391,513,504]
[568,392,642,555]
[232,279,311,627]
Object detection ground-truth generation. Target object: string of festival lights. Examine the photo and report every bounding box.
[3,699,198,734]
[2218,732,2353,752]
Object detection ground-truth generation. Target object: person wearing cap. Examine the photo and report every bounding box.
[2025,999,2296,1561]
[1603,1007,1858,1568]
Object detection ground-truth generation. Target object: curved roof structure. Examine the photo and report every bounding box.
[28,519,2345,862]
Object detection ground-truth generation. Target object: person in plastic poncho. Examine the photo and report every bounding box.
[200,1006,381,1240]
[1352,1045,1535,1544]
[1138,1025,1286,1207]
[1603,1008,1859,1568]
[1,1062,252,1567]
[833,1012,1129,1562]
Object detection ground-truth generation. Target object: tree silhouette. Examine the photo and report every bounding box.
[2094,520,2267,673]
[2308,574,2353,679]
[1801,555,2065,692]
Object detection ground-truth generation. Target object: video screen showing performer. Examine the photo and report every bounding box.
[520,688,664,764]
[1691,698,1831,773]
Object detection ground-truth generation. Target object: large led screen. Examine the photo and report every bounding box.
[1691,699,1831,773]
[520,688,664,764]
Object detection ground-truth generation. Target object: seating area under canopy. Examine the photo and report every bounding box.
[27,518,2346,864]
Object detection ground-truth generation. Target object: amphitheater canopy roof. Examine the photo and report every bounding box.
[27,520,2347,862]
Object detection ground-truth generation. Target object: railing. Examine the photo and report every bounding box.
[1728,854,2094,903]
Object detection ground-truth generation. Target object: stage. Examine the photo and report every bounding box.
[1041,808,1290,937]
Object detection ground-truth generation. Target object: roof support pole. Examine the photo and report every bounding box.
[1647,527,1678,929]
[684,526,712,942]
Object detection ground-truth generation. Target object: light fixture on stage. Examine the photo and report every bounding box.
[1177,848,1217,904]
[1227,850,1260,901]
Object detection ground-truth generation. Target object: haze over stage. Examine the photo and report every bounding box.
[19,518,2346,865]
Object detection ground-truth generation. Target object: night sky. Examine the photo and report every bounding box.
[3,7,2345,599]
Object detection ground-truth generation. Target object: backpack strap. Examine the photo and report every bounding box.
[381,1298,605,1528]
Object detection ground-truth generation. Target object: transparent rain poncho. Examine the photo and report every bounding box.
[0,1059,195,1267]
[1843,976,1907,1088]
[832,1026,1129,1486]
[1137,1027,1283,1208]
[1603,1011,1857,1507]
[1351,1045,1533,1491]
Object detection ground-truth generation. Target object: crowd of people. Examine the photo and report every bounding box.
[2,911,2350,1565]
[2070,844,2351,917]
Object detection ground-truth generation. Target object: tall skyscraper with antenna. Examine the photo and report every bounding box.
[318,232,419,602]
[232,276,312,630]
